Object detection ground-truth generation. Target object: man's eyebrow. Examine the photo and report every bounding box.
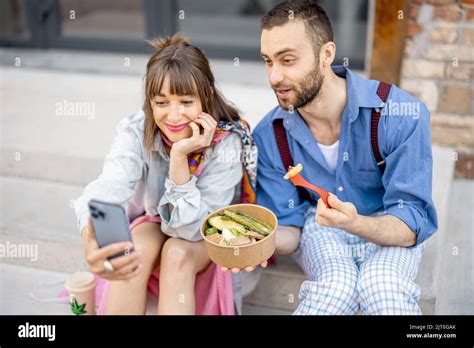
[261,48,297,59]
[275,48,297,57]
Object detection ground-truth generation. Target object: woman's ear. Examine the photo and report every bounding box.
[210,87,214,95]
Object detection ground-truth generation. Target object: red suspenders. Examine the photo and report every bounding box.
[371,81,392,174]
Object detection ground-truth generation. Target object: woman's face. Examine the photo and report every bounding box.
[150,75,203,143]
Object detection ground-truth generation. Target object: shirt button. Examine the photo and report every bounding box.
[337,186,344,192]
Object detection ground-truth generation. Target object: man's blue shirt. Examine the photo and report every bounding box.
[253,66,438,246]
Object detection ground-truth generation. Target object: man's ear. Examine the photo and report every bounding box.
[320,42,336,67]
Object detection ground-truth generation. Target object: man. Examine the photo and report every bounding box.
[252,0,437,315]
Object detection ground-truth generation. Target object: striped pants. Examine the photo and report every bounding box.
[292,206,425,315]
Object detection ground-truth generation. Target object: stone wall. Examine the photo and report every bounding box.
[400,0,474,178]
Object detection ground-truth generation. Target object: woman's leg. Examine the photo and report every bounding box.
[104,222,167,314]
[157,238,210,315]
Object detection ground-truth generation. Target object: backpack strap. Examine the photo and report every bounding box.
[371,81,392,175]
[273,119,314,203]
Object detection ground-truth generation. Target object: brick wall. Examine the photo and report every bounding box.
[400,0,474,178]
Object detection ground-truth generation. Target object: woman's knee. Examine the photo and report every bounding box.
[160,238,197,273]
[131,223,166,272]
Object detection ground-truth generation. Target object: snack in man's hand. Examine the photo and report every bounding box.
[283,163,303,180]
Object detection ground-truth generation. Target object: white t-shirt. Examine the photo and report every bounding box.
[317,140,339,172]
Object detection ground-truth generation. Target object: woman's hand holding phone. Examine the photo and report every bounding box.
[81,217,143,281]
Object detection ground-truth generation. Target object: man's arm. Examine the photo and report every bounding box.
[316,195,416,247]
[348,213,416,247]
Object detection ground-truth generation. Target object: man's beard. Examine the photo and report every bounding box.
[274,64,324,111]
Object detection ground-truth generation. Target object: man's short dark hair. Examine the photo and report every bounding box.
[261,0,334,52]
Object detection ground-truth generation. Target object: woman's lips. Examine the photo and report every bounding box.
[166,123,189,132]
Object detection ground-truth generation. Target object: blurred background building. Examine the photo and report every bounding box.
[1,0,471,176]
[0,0,369,67]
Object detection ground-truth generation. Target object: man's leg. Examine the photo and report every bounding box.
[357,243,425,315]
[293,207,360,315]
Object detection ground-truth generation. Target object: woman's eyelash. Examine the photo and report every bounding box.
[154,100,193,106]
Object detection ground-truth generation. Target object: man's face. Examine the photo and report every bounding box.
[261,20,324,110]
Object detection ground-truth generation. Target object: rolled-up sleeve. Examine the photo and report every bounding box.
[380,102,438,246]
[74,117,144,233]
[158,133,243,241]
[254,129,310,228]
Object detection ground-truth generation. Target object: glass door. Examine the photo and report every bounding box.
[0,0,35,47]
[0,0,370,69]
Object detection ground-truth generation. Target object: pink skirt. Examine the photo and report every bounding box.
[64,215,235,315]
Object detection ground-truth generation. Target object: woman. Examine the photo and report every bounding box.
[74,34,258,314]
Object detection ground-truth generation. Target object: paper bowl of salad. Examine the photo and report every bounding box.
[200,204,278,269]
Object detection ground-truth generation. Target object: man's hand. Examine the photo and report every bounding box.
[316,193,359,230]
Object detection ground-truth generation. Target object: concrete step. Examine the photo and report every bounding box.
[435,180,474,315]
[242,303,292,315]
[0,262,72,315]
[243,255,304,312]
[0,176,87,273]
[0,262,163,315]
[0,176,83,243]
[0,262,290,315]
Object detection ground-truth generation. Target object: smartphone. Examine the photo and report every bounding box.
[88,199,134,259]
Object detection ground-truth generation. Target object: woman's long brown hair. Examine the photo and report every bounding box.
[143,33,240,152]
